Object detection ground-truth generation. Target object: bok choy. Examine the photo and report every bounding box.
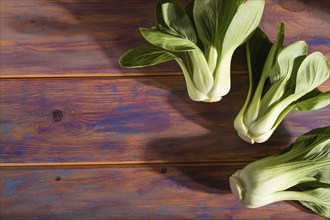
[119,0,265,102]
[234,23,330,143]
[229,126,330,219]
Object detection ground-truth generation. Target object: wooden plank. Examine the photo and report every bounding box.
[0,166,323,220]
[261,0,330,57]
[1,76,329,164]
[1,0,329,78]
[0,0,165,77]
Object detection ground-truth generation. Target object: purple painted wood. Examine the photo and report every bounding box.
[0,166,324,220]
[1,77,329,163]
[1,0,329,219]
[1,0,329,78]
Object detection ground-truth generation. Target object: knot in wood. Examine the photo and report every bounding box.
[52,110,63,122]
[161,167,167,173]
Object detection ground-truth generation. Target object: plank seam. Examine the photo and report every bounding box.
[0,160,249,169]
[0,71,248,80]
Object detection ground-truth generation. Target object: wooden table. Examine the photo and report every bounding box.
[1,1,329,219]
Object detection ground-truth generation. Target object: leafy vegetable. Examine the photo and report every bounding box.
[229,126,330,219]
[119,0,265,102]
[234,23,330,143]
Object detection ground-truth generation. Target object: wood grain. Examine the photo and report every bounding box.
[0,167,324,220]
[1,1,329,219]
[1,76,329,164]
[261,0,330,58]
[1,0,329,78]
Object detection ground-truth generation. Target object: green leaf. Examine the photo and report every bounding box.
[230,126,330,219]
[245,51,329,142]
[262,23,286,78]
[237,0,245,5]
[156,0,176,28]
[295,52,330,94]
[241,23,285,132]
[259,41,308,113]
[184,0,204,51]
[288,126,330,186]
[119,44,178,68]
[156,0,197,43]
[193,0,239,49]
[247,28,272,97]
[269,41,307,84]
[175,57,210,102]
[221,0,265,55]
[233,28,272,143]
[140,27,197,52]
[298,187,330,219]
[282,55,306,95]
[121,0,269,103]
[296,90,330,111]
[284,126,330,162]
[207,0,265,101]
[293,126,330,144]
[186,49,214,95]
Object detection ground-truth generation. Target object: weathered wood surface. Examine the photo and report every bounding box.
[1,0,330,219]
[1,167,324,220]
[1,77,329,164]
[1,0,329,78]
[262,0,330,57]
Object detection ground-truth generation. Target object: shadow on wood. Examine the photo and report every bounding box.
[143,122,291,194]
[38,0,294,191]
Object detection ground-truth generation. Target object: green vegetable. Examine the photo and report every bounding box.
[119,0,265,102]
[229,126,330,219]
[234,23,330,143]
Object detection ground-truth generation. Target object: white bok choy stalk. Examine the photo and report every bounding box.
[119,0,265,102]
[234,23,330,143]
[229,126,330,219]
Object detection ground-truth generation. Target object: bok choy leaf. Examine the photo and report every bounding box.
[119,0,265,102]
[234,23,330,143]
[229,126,330,219]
